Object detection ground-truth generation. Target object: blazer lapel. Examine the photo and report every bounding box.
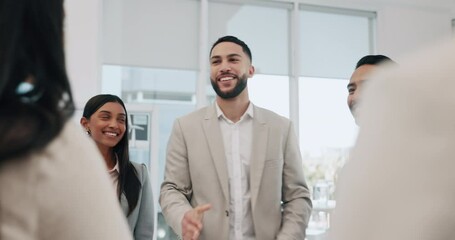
[250,106,268,211]
[202,104,229,201]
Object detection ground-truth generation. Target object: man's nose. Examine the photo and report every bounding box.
[220,61,231,73]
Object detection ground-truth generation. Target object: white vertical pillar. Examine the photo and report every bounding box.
[290,2,300,136]
[197,0,209,109]
[64,0,103,109]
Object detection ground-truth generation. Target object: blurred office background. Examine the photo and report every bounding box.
[65,0,455,239]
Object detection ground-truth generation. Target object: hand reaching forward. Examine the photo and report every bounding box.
[182,204,212,240]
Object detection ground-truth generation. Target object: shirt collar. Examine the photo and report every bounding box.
[108,155,120,173]
[215,101,254,121]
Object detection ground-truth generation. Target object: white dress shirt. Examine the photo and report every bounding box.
[216,102,255,240]
[107,158,120,195]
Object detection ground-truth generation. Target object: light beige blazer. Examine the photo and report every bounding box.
[160,103,312,240]
[0,122,132,240]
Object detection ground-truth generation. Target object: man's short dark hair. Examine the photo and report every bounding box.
[210,35,252,62]
[355,55,394,69]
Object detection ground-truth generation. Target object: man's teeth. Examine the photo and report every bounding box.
[220,77,233,81]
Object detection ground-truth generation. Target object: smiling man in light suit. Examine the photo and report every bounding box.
[159,36,312,240]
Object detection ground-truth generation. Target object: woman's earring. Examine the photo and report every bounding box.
[86,128,91,136]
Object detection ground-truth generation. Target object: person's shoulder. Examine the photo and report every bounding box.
[50,121,95,149]
[29,121,110,189]
[183,106,207,117]
[46,121,102,164]
[177,104,213,122]
[130,161,149,182]
[253,104,290,125]
[36,122,133,240]
[130,161,147,173]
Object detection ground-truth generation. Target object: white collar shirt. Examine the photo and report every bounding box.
[216,102,255,240]
[107,158,119,195]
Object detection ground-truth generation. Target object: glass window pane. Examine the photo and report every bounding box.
[128,112,152,167]
[102,66,197,103]
[299,77,358,155]
[299,76,358,195]
[299,76,358,237]
[249,74,289,118]
[300,9,374,79]
[208,1,290,75]
[299,76,358,169]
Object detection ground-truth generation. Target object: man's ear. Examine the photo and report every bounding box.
[248,65,255,77]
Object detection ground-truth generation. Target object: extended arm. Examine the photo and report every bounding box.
[159,119,194,237]
[277,122,313,240]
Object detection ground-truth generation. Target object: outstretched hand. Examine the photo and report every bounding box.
[182,204,212,240]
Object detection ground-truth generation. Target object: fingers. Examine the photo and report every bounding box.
[192,227,201,240]
[182,216,201,240]
[182,204,212,240]
[183,211,202,230]
[183,222,201,240]
[195,204,212,217]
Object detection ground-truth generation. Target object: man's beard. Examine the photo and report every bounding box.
[211,74,248,99]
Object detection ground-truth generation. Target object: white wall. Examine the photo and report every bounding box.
[64,0,102,109]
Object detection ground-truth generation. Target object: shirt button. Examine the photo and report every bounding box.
[225,210,229,217]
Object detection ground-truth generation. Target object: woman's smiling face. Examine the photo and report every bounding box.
[83,102,127,149]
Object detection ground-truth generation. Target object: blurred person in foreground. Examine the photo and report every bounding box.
[0,0,132,239]
[347,55,394,125]
[329,39,455,240]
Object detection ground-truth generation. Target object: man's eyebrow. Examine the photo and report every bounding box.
[210,53,242,59]
[227,53,242,58]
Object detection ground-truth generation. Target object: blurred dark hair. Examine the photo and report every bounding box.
[355,55,394,69]
[210,35,252,62]
[82,94,140,216]
[0,0,75,161]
